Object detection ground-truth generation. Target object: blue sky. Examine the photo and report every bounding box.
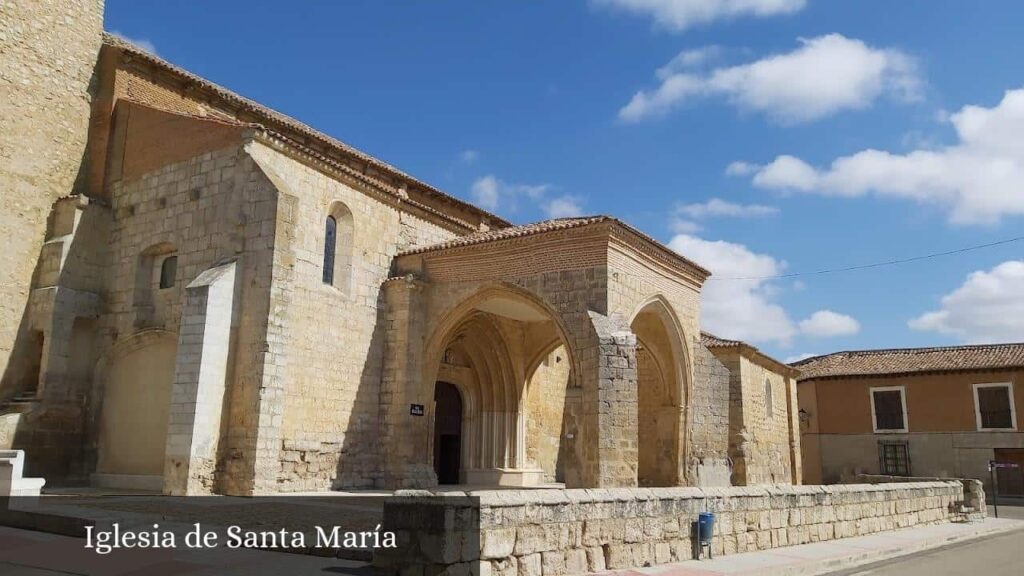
[106,1,1024,361]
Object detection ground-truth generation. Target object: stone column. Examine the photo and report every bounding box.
[581,312,638,488]
[378,275,434,488]
[785,375,803,484]
[163,260,236,495]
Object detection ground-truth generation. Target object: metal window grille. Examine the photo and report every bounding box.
[878,440,911,476]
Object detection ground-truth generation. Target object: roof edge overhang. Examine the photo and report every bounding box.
[101,32,511,232]
[247,130,484,234]
[704,338,801,378]
[606,220,711,284]
[797,364,1024,384]
[397,216,712,284]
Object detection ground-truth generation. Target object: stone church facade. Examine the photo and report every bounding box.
[0,1,800,495]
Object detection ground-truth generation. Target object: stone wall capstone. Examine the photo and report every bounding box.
[378,482,964,575]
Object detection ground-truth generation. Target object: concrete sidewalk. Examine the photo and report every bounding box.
[603,518,1024,576]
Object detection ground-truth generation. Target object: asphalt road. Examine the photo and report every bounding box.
[827,501,1024,576]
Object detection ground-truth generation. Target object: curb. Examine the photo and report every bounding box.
[788,520,1024,576]
[617,519,1024,576]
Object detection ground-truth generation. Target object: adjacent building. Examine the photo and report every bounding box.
[796,343,1024,494]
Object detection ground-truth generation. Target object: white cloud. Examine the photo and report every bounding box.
[470,175,583,218]
[110,30,157,55]
[741,88,1024,224]
[670,218,702,234]
[725,161,758,176]
[784,352,817,364]
[459,149,480,164]
[544,195,585,218]
[657,46,722,78]
[471,175,502,211]
[670,234,855,346]
[908,260,1024,343]
[669,234,797,345]
[798,310,860,337]
[749,155,819,190]
[594,0,806,32]
[677,197,778,219]
[620,34,920,124]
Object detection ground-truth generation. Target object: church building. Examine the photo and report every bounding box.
[0,2,800,495]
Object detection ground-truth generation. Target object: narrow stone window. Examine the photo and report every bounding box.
[323,202,354,292]
[134,243,176,328]
[323,215,337,285]
[159,255,177,289]
[764,378,774,419]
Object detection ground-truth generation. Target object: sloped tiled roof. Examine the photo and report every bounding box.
[102,32,510,230]
[792,343,1024,381]
[700,332,742,348]
[398,216,611,255]
[700,332,798,376]
[397,215,712,277]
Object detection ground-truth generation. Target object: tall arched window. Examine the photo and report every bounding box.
[765,378,774,419]
[323,215,337,285]
[323,202,354,292]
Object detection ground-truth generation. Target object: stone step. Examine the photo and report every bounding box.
[0,399,38,414]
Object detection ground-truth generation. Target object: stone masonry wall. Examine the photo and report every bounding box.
[690,341,731,484]
[380,482,965,575]
[246,142,456,491]
[525,346,577,483]
[92,140,281,495]
[0,0,104,395]
[386,237,629,488]
[606,244,732,485]
[856,474,986,515]
[739,356,796,485]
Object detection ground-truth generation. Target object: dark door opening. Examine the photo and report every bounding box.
[994,448,1024,496]
[433,382,463,484]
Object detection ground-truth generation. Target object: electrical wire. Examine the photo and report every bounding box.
[706,235,1024,281]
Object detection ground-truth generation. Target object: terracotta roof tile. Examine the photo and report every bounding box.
[700,332,743,348]
[397,215,712,278]
[397,216,611,256]
[700,332,799,377]
[793,343,1024,381]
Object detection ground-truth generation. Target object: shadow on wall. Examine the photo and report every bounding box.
[333,294,390,489]
[0,164,108,484]
[524,344,581,486]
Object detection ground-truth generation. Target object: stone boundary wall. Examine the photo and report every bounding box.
[855,474,985,514]
[377,482,964,575]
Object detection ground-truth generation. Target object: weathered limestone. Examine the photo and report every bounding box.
[0,0,104,386]
[856,474,986,517]
[1,6,800,497]
[704,339,802,486]
[163,260,236,495]
[380,482,969,575]
[0,450,46,497]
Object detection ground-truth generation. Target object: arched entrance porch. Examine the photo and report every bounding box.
[424,288,576,487]
[630,297,690,487]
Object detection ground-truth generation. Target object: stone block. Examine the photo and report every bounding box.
[517,553,541,576]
